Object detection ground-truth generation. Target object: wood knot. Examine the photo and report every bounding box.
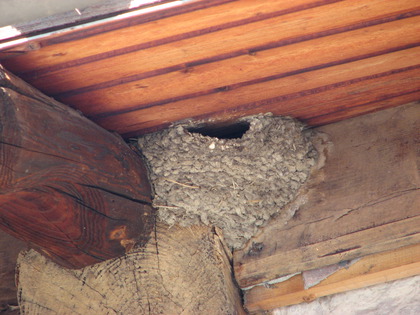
[110,226,127,240]
[302,294,316,303]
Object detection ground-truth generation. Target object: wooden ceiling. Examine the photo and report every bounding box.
[0,0,419,137]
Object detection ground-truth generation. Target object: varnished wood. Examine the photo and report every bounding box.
[0,66,155,269]
[234,103,420,288]
[0,0,418,137]
[244,244,420,313]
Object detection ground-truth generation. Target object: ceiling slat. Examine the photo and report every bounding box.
[0,0,418,137]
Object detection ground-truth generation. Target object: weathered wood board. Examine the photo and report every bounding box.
[1,0,419,137]
[234,102,420,291]
[16,223,245,314]
[245,244,420,313]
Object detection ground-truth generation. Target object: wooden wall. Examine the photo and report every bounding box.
[233,102,420,312]
[0,0,419,137]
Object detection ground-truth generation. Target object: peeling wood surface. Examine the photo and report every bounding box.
[0,0,419,137]
[16,224,245,315]
[234,102,420,289]
[245,244,420,313]
[0,65,155,269]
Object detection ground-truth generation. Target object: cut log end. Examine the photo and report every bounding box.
[0,67,155,269]
[16,223,246,314]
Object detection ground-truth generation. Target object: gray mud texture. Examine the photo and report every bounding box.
[137,114,317,249]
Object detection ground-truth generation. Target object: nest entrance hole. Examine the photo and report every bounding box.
[187,121,250,140]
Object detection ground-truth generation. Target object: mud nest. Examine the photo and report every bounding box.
[137,114,317,249]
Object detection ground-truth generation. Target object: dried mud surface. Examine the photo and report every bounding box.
[137,114,317,249]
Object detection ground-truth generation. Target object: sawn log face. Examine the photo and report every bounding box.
[0,67,154,269]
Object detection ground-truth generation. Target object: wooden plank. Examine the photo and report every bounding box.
[0,0,418,137]
[270,68,420,120]
[57,21,420,117]
[0,0,340,71]
[15,41,415,125]
[244,244,420,313]
[94,51,420,136]
[302,91,420,126]
[5,0,419,96]
[233,102,420,288]
[0,0,176,42]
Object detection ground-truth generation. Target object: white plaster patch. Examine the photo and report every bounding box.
[273,275,420,315]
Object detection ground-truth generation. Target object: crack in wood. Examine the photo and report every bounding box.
[75,273,107,300]
[0,140,86,166]
[334,187,420,221]
[0,161,22,175]
[319,245,362,258]
[77,183,152,206]
[403,231,420,237]
[275,187,420,233]
[48,186,120,221]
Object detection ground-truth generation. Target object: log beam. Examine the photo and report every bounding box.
[0,65,155,269]
[16,223,246,314]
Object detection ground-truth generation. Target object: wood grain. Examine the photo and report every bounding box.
[0,0,339,72]
[58,18,420,117]
[244,244,420,313]
[0,66,155,269]
[16,223,245,314]
[0,0,175,42]
[0,1,233,45]
[97,49,420,136]
[12,1,420,95]
[233,102,420,288]
[0,0,418,137]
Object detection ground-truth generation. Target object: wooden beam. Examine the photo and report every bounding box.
[16,223,246,314]
[1,66,245,313]
[244,244,420,313]
[234,102,420,288]
[0,65,155,269]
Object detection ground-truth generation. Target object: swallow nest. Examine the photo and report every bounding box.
[137,114,317,249]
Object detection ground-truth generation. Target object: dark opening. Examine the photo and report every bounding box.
[187,121,250,139]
